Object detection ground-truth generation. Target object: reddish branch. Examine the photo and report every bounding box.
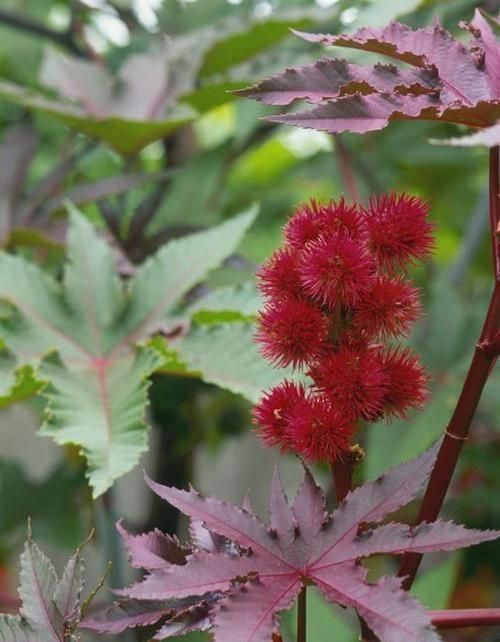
[334,135,360,202]
[430,608,500,629]
[399,146,500,589]
[331,460,353,503]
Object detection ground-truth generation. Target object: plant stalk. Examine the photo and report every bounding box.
[430,608,500,629]
[334,134,360,202]
[398,146,500,589]
[331,460,353,503]
[297,587,307,642]
[95,488,126,590]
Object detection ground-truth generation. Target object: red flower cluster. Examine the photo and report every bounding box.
[253,194,434,463]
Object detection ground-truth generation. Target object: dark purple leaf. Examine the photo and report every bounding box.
[293,21,490,105]
[268,93,438,134]
[98,443,500,642]
[469,10,500,99]
[241,13,500,137]
[81,599,176,634]
[153,603,213,639]
[117,519,188,570]
[237,58,438,105]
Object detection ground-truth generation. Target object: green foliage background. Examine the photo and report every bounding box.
[0,1,498,641]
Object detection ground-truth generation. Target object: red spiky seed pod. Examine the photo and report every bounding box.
[363,193,435,270]
[381,347,429,419]
[284,199,330,249]
[284,197,362,249]
[256,247,304,302]
[252,380,307,451]
[298,234,374,308]
[321,197,364,240]
[310,346,389,421]
[351,275,422,339]
[256,298,330,369]
[287,395,354,462]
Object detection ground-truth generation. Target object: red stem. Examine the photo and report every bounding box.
[430,608,500,629]
[398,146,500,589]
[489,147,500,279]
[331,460,354,502]
[334,135,360,202]
[332,455,377,641]
[297,587,307,642]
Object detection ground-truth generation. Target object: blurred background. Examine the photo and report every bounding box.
[0,0,499,640]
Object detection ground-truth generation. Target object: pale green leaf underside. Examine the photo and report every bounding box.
[117,205,258,343]
[0,207,256,496]
[174,323,293,403]
[0,81,194,156]
[0,614,36,641]
[40,349,162,498]
[185,282,263,323]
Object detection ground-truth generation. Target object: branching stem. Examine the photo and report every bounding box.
[430,608,500,629]
[331,460,353,503]
[398,146,500,589]
[334,135,360,202]
[297,587,307,642]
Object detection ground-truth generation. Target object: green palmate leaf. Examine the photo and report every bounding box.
[0,205,256,496]
[183,81,247,112]
[0,80,194,156]
[199,16,311,78]
[185,282,263,323]
[173,323,294,403]
[116,206,258,343]
[0,363,43,408]
[0,614,36,641]
[40,350,161,498]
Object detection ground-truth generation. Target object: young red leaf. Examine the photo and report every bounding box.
[268,93,438,135]
[93,442,500,642]
[293,21,490,105]
[468,10,500,99]
[82,599,178,634]
[237,58,437,105]
[116,519,188,570]
[243,12,500,135]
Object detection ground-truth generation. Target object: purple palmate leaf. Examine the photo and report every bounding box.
[241,10,500,135]
[90,442,500,642]
[236,58,438,105]
[116,519,188,569]
[82,599,177,634]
